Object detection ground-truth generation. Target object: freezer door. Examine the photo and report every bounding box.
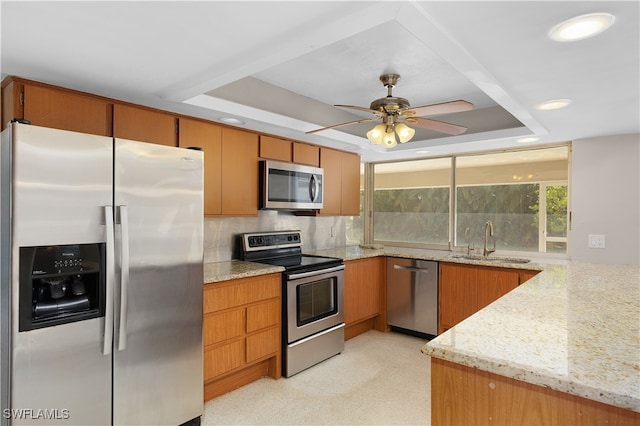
[113,139,203,425]
[7,124,113,425]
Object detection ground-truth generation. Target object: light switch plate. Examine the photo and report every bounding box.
[588,234,606,249]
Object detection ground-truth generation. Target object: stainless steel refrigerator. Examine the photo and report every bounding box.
[0,122,204,425]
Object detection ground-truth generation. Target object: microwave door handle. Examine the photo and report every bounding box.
[309,174,318,202]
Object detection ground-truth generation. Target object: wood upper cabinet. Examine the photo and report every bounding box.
[344,257,386,339]
[292,142,319,166]
[178,118,222,215]
[439,263,539,334]
[221,128,259,216]
[259,135,291,162]
[259,135,320,166]
[179,121,258,216]
[113,103,176,146]
[319,147,361,216]
[1,78,112,136]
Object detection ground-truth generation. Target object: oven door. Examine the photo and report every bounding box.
[286,265,344,343]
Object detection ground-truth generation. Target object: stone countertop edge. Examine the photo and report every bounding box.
[203,260,284,283]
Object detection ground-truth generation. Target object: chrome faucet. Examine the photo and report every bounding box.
[483,220,496,257]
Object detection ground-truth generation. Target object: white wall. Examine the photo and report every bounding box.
[570,134,640,265]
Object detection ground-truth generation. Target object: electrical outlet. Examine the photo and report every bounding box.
[588,234,606,249]
[330,226,336,238]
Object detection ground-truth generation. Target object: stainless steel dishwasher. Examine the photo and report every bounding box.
[386,257,438,337]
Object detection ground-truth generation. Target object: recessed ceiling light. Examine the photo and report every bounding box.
[219,117,245,126]
[549,13,615,42]
[536,99,572,111]
[517,137,540,143]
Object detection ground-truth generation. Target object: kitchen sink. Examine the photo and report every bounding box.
[450,254,531,264]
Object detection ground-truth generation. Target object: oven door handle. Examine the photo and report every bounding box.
[288,264,344,280]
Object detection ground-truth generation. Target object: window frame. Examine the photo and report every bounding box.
[365,144,571,259]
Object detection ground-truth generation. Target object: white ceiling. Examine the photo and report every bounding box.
[1,1,638,162]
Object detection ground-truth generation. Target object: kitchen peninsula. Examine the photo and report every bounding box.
[203,246,639,424]
[422,261,640,424]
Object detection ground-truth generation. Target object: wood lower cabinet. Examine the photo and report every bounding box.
[431,358,640,426]
[344,257,386,340]
[320,147,361,216]
[439,263,539,334]
[2,77,112,136]
[203,273,281,401]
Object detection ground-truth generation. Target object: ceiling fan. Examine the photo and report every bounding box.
[306,74,474,147]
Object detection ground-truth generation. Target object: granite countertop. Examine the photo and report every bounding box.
[203,260,284,283]
[422,261,640,413]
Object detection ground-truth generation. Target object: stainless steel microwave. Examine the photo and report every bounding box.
[260,160,324,210]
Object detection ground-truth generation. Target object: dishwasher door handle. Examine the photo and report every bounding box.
[393,264,431,273]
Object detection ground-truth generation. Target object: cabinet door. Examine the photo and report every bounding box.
[344,257,384,325]
[319,147,343,215]
[23,83,112,136]
[178,118,222,215]
[341,151,361,216]
[439,263,477,333]
[221,128,259,215]
[292,142,319,166]
[259,135,291,161]
[476,268,519,311]
[114,103,176,146]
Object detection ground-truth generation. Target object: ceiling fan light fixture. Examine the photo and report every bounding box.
[366,124,386,144]
[395,123,415,143]
[382,130,398,148]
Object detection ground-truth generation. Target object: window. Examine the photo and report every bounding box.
[373,158,452,248]
[370,145,570,255]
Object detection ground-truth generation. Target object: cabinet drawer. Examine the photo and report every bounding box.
[204,309,244,346]
[246,327,279,364]
[204,274,281,313]
[246,299,280,333]
[204,339,244,381]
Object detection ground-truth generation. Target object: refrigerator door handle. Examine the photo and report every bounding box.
[117,205,130,351]
[103,205,115,355]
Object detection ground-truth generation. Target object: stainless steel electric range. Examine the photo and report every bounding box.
[241,230,344,377]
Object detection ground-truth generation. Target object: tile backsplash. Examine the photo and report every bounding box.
[203,210,355,263]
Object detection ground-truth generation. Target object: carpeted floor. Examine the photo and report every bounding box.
[202,330,431,425]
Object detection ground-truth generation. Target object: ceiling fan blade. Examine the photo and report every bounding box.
[409,117,468,135]
[306,118,378,134]
[401,100,474,118]
[335,105,385,117]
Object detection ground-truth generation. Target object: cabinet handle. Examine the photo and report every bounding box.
[393,265,431,273]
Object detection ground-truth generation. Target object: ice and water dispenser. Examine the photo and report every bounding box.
[19,244,106,331]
